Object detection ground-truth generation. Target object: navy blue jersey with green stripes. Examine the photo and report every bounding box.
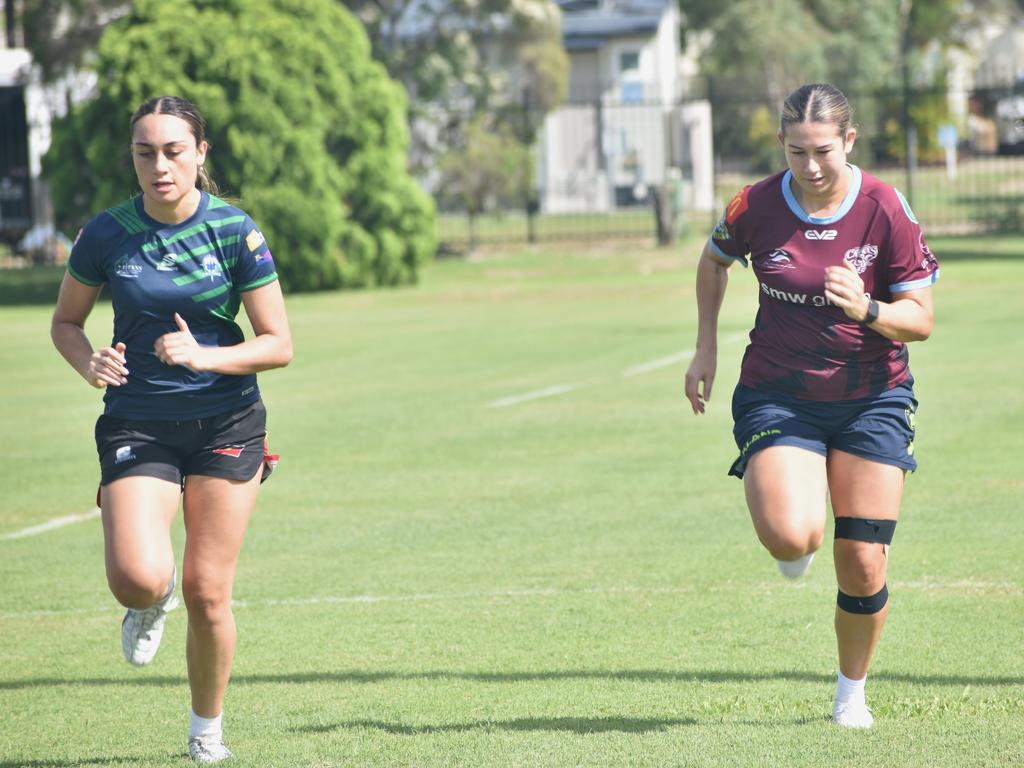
[68,192,278,420]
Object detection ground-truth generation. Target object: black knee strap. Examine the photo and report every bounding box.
[834,517,896,545]
[837,584,889,614]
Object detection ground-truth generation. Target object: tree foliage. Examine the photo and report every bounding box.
[19,0,129,82]
[341,0,568,169]
[41,0,435,291]
[681,0,1024,163]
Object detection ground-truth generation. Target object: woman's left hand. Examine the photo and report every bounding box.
[154,313,210,371]
[824,260,870,322]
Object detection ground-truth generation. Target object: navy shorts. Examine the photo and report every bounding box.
[96,400,267,486]
[729,380,918,479]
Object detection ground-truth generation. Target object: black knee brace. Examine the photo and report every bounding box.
[834,517,896,545]
[837,584,889,614]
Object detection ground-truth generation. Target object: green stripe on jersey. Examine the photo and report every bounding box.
[107,201,147,234]
[238,273,278,291]
[173,254,240,287]
[67,264,103,286]
[207,196,230,209]
[156,215,246,248]
[191,283,232,302]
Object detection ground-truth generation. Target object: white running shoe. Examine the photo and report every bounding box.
[189,736,233,763]
[776,552,815,579]
[832,699,874,729]
[121,569,179,666]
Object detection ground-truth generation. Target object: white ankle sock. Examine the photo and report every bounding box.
[835,671,866,704]
[190,711,223,740]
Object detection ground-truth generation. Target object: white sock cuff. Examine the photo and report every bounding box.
[836,671,867,702]
[190,711,223,740]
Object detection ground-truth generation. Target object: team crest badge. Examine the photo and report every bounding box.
[844,245,878,274]
[202,254,223,279]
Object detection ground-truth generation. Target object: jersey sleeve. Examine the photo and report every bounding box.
[66,222,106,286]
[885,189,939,293]
[232,216,279,292]
[707,186,751,267]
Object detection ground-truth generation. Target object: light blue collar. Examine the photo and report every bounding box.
[782,164,861,224]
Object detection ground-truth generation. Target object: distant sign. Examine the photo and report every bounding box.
[937,124,958,149]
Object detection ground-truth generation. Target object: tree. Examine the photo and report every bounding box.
[19,0,129,83]
[437,114,529,250]
[42,0,435,291]
[341,0,568,221]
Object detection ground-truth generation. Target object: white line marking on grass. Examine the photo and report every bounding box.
[622,332,747,379]
[5,579,1020,621]
[486,382,593,408]
[621,351,694,378]
[0,507,100,541]
[488,333,749,408]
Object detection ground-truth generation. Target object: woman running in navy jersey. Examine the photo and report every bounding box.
[685,83,938,728]
[52,96,292,763]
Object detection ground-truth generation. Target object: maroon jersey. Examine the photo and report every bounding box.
[708,166,939,401]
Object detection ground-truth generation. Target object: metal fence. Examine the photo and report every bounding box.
[435,79,1024,250]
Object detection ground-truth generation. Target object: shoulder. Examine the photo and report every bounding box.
[79,197,147,245]
[724,171,785,225]
[204,195,262,240]
[856,170,919,224]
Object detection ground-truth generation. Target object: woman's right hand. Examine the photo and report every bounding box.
[684,347,717,415]
[87,342,129,388]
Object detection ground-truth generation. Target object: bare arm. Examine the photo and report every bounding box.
[51,273,129,388]
[153,280,293,375]
[824,261,934,341]
[684,243,736,414]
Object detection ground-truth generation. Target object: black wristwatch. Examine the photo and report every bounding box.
[862,299,880,324]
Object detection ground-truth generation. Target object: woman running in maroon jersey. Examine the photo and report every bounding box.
[685,83,938,728]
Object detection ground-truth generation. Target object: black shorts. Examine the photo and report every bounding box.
[95,400,267,486]
[729,380,918,479]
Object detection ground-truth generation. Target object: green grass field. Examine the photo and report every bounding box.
[1,235,1022,767]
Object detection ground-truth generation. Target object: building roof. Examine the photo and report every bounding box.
[559,0,669,42]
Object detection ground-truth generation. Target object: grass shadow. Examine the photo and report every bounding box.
[3,668,1020,692]
[294,715,697,735]
[0,755,168,767]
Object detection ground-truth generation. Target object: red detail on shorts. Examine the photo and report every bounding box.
[212,445,244,458]
[726,186,751,225]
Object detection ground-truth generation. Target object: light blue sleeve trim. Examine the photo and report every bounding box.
[708,238,749,268]
[889,269,939,293]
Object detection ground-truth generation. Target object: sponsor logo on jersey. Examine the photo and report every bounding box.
[255,249,274,264]
[725,186,750,225]
[202,254,223,279]
[844,244,878,274]
[246,228,265,252]
[212,445,245,458]
[760,248,795,273]
[805,229,838,240]
[156,253,178,271]
[919,233,937,272]
[114,445,137,464]
[712,217,730,241]
[114,255,143,278]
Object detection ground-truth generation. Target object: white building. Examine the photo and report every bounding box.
[539,0,713,215]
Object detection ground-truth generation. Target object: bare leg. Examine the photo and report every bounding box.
[744,446,828,561]
[827,449,904,680]
[181,472,260,718]
[100,476,180,608]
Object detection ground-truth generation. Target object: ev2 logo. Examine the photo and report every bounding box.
[805,229,838,240]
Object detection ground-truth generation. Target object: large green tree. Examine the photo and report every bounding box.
[42,0,435,291]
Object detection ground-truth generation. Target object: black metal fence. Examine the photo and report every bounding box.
[436,78,1024,250]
